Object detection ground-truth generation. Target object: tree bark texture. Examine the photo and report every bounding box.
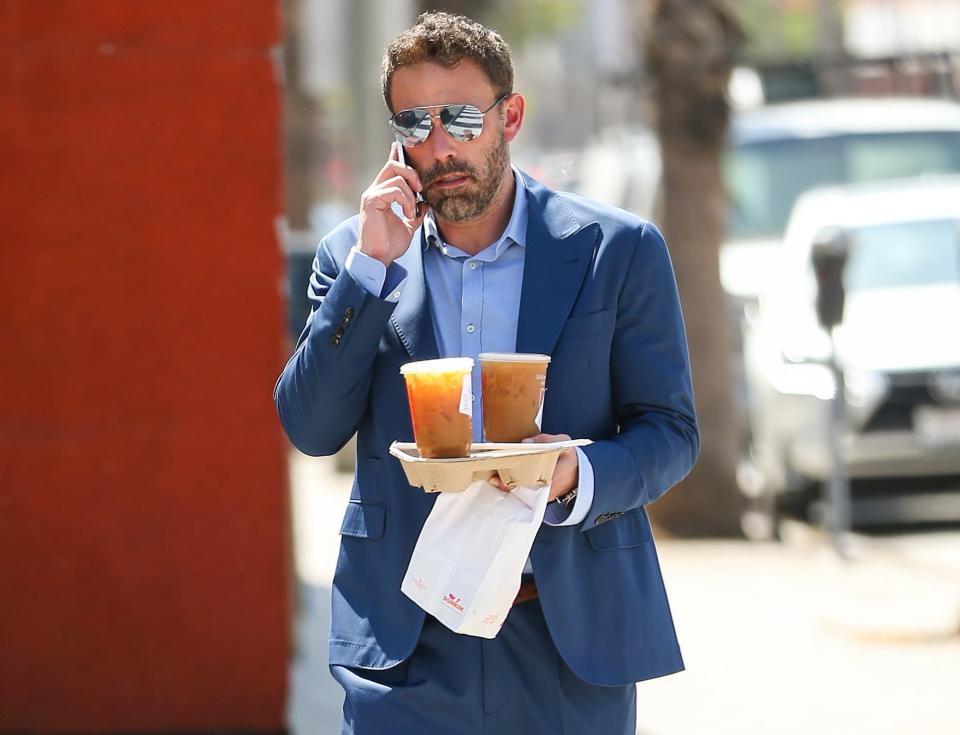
[646,0,744,536]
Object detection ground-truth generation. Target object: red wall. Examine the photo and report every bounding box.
[0,3,288,730]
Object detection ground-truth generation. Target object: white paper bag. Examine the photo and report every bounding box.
[401,479,550,638]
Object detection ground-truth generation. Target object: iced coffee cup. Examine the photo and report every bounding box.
[479,353,551,443]
[400,357,474,459]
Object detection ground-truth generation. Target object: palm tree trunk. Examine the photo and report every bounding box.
[646,0,744,535]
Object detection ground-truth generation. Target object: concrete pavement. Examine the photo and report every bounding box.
[286,450,960,735]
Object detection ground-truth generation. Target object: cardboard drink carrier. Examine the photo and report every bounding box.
[389,439,592,493]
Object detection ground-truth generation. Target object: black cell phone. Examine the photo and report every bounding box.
[395,140,427,218]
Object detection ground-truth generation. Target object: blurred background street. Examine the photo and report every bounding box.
[4,0,960,732]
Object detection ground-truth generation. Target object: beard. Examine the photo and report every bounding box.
[421,133,510,222]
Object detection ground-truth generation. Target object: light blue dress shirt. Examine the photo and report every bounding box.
[344,166,594,527]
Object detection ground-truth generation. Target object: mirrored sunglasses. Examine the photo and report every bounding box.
[388,94,509,146]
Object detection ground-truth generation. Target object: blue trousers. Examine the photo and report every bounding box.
[330,598,636,734]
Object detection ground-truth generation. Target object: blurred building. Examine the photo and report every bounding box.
[513,0,641,152]
[281,0,415,339]
[846,0,960,57]
[842,0,960,96]
[738,0,960,101]
[285,0,413,223]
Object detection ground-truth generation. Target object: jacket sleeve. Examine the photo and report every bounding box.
[273,236,398,456]
[579,221,701,531]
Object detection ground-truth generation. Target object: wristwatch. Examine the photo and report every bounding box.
[555,486,578,508]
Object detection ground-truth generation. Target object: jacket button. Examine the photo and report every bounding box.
[344,306,355,319]
[330,334,341,347]
[334,325,345,337]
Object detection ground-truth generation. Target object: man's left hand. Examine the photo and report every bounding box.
[489,433,578,502]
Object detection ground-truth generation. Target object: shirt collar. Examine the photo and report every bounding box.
[422,165,527,256]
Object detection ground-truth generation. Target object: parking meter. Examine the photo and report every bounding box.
[811,227,850,329]
[810,226,852,557]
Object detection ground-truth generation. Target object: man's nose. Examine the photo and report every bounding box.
[425,116,458,160]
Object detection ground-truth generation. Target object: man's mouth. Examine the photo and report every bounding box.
[431,173,471,189]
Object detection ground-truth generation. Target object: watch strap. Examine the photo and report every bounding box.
[555,486,578,508]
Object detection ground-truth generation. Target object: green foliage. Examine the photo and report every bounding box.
[737,0,818,59]
[736,0,780,57]
[416,0,579,46]
[782,8,816,55]
[486,0,581,46]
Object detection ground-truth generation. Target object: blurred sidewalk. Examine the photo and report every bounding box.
[286,451,960,735]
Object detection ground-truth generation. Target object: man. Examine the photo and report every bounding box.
[275,11,699,734]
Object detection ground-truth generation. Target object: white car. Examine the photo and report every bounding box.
[577,98,960,302]
[740,176,960,536]
[723,97,960,302]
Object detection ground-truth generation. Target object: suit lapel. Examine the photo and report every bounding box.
[389,228,439,361]
[516,176,599,357]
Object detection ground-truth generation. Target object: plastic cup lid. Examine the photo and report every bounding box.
[400,357,475,375]
[478,352,551,363]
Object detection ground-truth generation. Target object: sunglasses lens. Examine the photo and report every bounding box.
[390,108,431,146]
[441,104,483,142]
[389,102,489,146]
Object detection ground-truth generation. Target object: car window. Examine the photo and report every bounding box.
[847,137,954,180]
[847,219,960,291]
[726,132,960,239]
[727,139,844,239]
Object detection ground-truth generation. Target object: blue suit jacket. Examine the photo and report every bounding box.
[275,172,700,686]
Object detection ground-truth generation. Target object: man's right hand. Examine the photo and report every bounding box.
[357,142,426,267]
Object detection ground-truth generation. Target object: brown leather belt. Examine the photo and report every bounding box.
[513,576,538,605]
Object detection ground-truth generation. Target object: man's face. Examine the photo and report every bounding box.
[390,61,511,222]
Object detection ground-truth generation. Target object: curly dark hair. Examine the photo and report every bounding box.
[380,12,514,112]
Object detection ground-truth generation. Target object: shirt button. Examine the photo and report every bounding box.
[466,324,475,334]
[392,291,401,300]
[469,261,478,270]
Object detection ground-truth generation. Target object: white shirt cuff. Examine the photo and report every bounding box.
[543,447,594,526]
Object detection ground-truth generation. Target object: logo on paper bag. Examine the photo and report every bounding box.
[442,592,465,614]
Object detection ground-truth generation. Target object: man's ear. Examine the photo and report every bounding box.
[502,93,525,144]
